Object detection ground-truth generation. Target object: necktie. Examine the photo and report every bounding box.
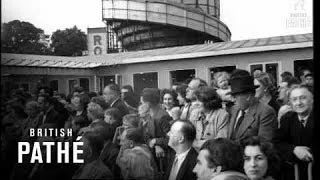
[169,156,179,180]
[234,110,245,132]
[200,113,208,140]
[181,103,190,120]
[301,119,306,127]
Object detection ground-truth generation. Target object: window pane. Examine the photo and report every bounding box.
[250,64,263,76]
[50,80,59,92]
[170,69,195,86]
[293,59,313,80]
[80,78,90,92]
[104,76,116,87]
[69,80,77,94]
[20,84,29,92]
[210,66,236,79]
[117,75,122,87]
[265,63,278,86]
[133,72,158,95]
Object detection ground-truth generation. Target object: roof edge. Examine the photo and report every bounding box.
[121,41,313,64]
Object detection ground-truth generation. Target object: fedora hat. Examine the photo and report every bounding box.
[228,75,258,95]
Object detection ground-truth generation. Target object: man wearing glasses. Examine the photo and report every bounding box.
[275,85,314,180]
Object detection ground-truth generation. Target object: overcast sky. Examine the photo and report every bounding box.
[2,0,313,41]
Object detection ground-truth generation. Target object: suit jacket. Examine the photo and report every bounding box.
[274,111,314,180]
[227,99,277,141]
[53,99,70,128]
[165,147,198,180]
[100,141,121,179]
[111,98,129,121]
[152,107,172,147]
[72,159,113,179]
[39,106,60,128]
[180,102,201,121]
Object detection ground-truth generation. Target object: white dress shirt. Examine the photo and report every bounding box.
[169,148,191,180]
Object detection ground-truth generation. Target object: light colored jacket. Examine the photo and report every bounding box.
[211,171,249,180]
[190,108,230,150]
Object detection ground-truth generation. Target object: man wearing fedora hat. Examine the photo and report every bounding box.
[227,69,278,141]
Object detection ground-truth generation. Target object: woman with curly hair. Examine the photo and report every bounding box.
[241,136,281,180]
[254,72,280,113]
[190,86,230,151]
[161,88,181,120]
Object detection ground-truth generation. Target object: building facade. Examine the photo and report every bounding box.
[1,33,313,96]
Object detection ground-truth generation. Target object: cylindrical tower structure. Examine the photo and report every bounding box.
[102,0,231,51]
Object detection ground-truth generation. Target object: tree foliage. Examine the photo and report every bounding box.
[1,20,49,54]
[51,26,87,56]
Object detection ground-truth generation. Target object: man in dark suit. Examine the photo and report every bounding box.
[227,69,277,141]
[166,120,198,180]
[37,93,61,128]
[275,85,314,180]
[103,84,129,122]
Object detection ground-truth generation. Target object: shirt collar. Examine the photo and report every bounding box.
[298,114,310,124]
[237,108,248,117]
[176,148,191,160]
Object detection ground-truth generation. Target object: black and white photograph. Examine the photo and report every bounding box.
[1,0,314,180]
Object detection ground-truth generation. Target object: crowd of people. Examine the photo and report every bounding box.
[0,67,314,180]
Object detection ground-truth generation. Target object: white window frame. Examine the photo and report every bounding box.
[247,61,281,85]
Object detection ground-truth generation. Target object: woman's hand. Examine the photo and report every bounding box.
[149,138,156,148]
[155,145,165,158]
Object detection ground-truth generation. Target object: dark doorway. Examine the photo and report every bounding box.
[170,69,196,86]
[294,59,313,80]
[80,78,90,92]
[50,80,59,92]
[133,72,158,95]
[104,76,116,87]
